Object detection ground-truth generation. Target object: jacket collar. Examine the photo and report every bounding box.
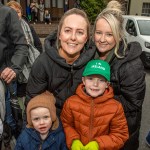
[44,31,96,68]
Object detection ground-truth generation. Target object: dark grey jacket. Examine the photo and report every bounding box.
[0,2,28,75]
[111,42,145,150]
[110,42,145,113]
[26,33,96,113]
[95,41,146,150]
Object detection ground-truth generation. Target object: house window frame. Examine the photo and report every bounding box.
[142,2,150,16]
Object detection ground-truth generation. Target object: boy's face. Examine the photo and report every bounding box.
[31,107,52,137]
[82,74,109,97]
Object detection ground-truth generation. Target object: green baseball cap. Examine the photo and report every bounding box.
[83,59,110,81]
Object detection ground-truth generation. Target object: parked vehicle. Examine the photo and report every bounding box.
[123,15,150,68]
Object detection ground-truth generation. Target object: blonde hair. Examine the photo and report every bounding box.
[7,1,23,15]
[56,8,90,49]
[93,0,126,58]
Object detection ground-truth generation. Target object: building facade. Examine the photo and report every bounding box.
[127,0,150,16]
[2,0,76,21]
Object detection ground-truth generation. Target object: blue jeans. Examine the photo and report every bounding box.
[5,82,17,131]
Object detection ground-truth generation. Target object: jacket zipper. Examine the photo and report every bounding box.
[39,140,43,150]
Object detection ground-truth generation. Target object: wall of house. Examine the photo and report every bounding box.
[2,0,70,21]
[129,0,150,15]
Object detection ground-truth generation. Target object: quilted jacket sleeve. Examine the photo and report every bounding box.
[61,99,80,149]
[118,58,145,112]
[95,103,129,150]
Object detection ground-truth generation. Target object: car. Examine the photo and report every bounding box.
[123,15,150,68]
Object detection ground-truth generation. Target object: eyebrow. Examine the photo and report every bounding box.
[64,26,85,30]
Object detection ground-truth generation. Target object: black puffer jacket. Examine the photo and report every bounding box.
[0,3,28,75]
[110,42,145,113]
[95,41,146,150]
[26,33,96,113]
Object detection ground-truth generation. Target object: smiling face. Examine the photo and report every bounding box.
[94,18,116,55]
[59,14,88,58]
[82,75,109,98]
[31,107,52,139]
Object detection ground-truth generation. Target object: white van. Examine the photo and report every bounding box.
[123,15,150,68]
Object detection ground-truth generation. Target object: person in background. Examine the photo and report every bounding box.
[93,1,146,150]
[39,0,44,22]
[25,8,96,116]
[30,0,39,23]
[61,59,129,150]
[44,9,51,24]
[7,1,42,53]
[15,92,68,150]
[7,1,42,117]
[26,4,31,22]
[0,1,28,86]
[0,1,28,149]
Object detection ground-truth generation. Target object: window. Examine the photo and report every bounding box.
[142,3,150,16]
[126,19,137,36]
[137,20,150,35]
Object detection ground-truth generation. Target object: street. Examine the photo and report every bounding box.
[139,69,150,150]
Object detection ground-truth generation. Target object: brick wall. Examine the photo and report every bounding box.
[31,23,58,37]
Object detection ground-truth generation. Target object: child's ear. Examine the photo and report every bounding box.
[106,81,110,88]
[82,77,85,85]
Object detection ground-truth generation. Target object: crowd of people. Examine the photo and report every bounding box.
[0,0,148,150]
[28,0,51,24]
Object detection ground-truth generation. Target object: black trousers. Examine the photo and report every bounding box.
[121,111,142,150]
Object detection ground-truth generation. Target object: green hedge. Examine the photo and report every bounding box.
[79,0,106,23]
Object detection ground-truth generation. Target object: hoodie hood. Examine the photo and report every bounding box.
[44,31,96,69]
[118,41,142,62]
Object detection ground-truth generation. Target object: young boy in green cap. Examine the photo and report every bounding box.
[61,59,129,150]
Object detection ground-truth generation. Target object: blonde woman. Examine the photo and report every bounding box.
[93,1,146,150]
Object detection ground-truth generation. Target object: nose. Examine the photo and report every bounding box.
[71,31,76,40]
[93,78,99,86]
[39,118,44,124]
[99,34,106,42]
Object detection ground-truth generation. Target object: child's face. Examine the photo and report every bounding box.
[31,107,52,137]
[82,75,109,97]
